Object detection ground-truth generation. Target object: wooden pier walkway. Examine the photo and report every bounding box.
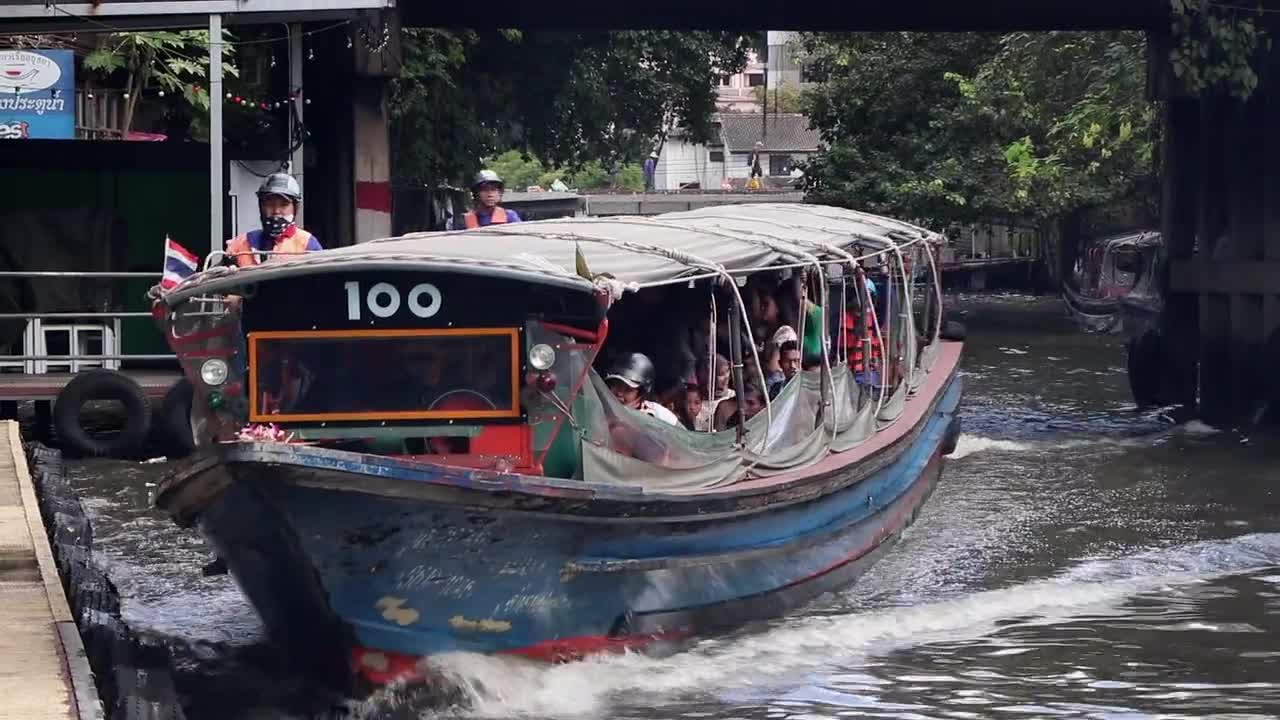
[0,421,100,719]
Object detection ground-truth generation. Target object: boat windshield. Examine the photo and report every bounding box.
[247,329,520,422]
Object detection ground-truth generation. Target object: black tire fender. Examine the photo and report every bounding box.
[159,378,196,457]
[1126,332,1164,409]
[53,370,151,458]
[940,320,967,342]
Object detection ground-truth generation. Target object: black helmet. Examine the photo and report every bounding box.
[604,352,656,395]
[257,172,302,203]
[471,169,504,192]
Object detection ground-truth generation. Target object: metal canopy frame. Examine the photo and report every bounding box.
[0,0,393,254]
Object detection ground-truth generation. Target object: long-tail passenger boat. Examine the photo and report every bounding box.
[150,203,965,696]
[1062,230,1162,334]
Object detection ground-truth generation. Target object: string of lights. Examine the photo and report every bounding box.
[3,7,392,110]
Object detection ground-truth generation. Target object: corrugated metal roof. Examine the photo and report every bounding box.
[162,203,942,302]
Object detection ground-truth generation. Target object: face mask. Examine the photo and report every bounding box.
[262,214,295,239]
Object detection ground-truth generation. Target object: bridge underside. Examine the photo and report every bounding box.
[400,0,1165,31]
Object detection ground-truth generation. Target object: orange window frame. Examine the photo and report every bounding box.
[247,327,522,423]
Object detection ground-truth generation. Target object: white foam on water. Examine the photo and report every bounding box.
[947,433,1152,460]
[387,533,1280,719]
[1177,419,1222,436]
[948,435,1036,459]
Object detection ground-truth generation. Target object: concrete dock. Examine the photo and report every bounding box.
[0,420,101,719]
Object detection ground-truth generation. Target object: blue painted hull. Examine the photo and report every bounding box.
[169,370,962,691]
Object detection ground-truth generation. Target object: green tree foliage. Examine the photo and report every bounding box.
[1168,0,1272,100]
[749,84,804,113]
[390,29,749,187]
[486,149,644,192]
[84,31,238,136]
[798,32,1156,228]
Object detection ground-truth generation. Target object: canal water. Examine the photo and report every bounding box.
[59,293,1280,719]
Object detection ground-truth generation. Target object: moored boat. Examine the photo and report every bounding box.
[1062,230,1161,333]
[149,203,964,696]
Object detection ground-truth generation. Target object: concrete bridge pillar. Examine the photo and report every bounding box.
[353,82,392,243]
[351,9,399,243]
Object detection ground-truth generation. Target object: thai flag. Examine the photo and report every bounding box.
[160,236,200,290]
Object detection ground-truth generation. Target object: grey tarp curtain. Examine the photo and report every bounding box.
[579,332,935,491]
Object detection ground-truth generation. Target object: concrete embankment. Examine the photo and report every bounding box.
[5,420,187,720]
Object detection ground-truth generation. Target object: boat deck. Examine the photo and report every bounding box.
[0,370,182,402]
[0,421,100,718]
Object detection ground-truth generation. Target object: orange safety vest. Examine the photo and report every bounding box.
[226,228,315,268]
[464,207,508,229]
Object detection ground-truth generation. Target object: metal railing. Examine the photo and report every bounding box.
[0,270,177,368]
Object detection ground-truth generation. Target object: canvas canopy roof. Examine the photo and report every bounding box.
[162,203,944,304]
[1102,230,1161,251]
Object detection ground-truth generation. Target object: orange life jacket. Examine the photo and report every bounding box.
[842,310,883,374]
[464,207,508,229]
[226,228,315,268]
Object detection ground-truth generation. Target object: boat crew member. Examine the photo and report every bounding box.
[461,170,522,229]
[605,352,681,426]
[225,172,321,267]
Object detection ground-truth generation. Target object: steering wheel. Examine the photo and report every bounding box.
[429,389,498,411]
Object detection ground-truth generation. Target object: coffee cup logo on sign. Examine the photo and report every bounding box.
[0,51,63,94]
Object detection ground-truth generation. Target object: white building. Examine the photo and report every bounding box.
[716,31,808,112]
[654,112,821,191]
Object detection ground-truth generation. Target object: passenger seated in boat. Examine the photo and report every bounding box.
[604,353,681,427]
[748,276,784,343]
[720,384,767,430]
[778,341,801,383]
[764,325,796,392]
[693,353,734,431]
[676,382,703,431]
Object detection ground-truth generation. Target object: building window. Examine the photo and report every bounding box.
[769,155,793,176]
[719,75,732,86]
[747,73,765,87]
[709,150,725,163]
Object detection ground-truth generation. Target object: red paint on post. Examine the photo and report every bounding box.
[355,181,393,214]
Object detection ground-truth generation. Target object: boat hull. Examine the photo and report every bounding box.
[1061,284,1122,333]
[163,367,962,692]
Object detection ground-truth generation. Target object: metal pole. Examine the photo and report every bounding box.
[728,284,748,444]
[0,354,176,361]
[289,22,305,226]
[0,312,155,320]
[0,271,159,278]
[209,13,224,257]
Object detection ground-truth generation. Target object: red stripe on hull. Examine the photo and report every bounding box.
[351,631,684,686]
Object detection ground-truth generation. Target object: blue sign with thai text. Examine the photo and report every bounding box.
[0,49,75,140]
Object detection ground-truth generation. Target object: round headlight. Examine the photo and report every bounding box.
[528,343,556,371]
[200,358,229,386]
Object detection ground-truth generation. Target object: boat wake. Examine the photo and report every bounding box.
[352,532,1280,719]
[947,432,1153,459]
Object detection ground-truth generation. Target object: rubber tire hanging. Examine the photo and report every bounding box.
[53,370,151,458]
